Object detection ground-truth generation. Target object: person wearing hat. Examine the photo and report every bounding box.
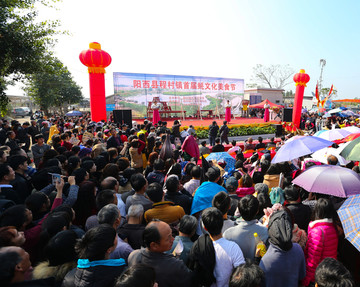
[190,166,227,216]
[259,210,306,287]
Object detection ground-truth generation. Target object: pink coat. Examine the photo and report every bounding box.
[236,186,255,198]
[302,219,338,286]
[181,135,200,159]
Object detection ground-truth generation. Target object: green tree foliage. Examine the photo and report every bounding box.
[0,0,61,114]
[251,64,295,89]
[25,58,83,114]
[320,87,337,99]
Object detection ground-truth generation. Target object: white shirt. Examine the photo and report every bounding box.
[116,194,126,217]
[183,179,200,195]
[151,103,161,110]
[211,237,245,287]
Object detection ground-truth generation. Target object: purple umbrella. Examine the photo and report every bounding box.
[271,136,333,163]
[292,165,360,198]
[316,129,351,141]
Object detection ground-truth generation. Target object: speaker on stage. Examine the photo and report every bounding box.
[113,110,132,127]
[283,108,293,122]
[273,124,283,137]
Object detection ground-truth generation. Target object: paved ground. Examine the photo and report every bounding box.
[12,116,31,124]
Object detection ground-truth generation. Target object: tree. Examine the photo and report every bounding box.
[0,0,61,114]
[320,87,337,99]
[250,64,295,89]
[25,58,83,115]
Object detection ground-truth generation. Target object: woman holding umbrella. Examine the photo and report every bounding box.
[302,198,339,287]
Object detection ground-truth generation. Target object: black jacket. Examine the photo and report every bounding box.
[219,124,229,138]
[128,249,192,287]
[118,223,145,250]
[11,173,32,204]
[187,234,216,287]
[0,186,20,204]
[165,191,192,215]
[285,202,312,231]
[212,144,225,153]
[106,135,122,149]
[208,125,219,137]
[62,260,126,287]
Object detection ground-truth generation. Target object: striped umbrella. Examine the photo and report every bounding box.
[337,194,360,252]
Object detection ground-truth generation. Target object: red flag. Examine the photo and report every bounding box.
[315,82,320,107]
[328,85,334,97]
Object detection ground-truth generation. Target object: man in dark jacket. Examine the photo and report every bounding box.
[9,155,32,204]
[208,121,219,146]
[0,120,10,145]
[0,163,19,204]
[16,122,31,152]
[27,120,40,144]
[164,175,192,214]
[219,121,229,144]
[146,159,165,186]
[212,138,225,153]
[5,131,18,151]
[283,185,311,231]
[106,128,122,150]
[128,220,192,287]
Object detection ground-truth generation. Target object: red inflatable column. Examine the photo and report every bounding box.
[79,42,112,122]
[292,69,310,128]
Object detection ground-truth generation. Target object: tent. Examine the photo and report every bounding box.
[248,99,284,109]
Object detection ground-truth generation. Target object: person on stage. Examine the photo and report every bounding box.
[225,100,232,123]
[151,98,161,125]
[264,102,270,122]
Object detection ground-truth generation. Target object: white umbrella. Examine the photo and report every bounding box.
[343,126,360,133]
[328,108,343,114]
[311,147,350,166]
[317,129,351,141]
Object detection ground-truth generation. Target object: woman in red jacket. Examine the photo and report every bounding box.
[302,198,338,286]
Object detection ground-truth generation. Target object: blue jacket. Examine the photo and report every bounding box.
[191,181,227,215]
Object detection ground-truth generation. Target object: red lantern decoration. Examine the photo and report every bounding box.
[292,69,310,128]
[80,42,112,122]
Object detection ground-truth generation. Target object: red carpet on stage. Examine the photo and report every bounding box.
[137,117,279,127]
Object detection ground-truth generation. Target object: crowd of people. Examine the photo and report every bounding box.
[0,113,358,287]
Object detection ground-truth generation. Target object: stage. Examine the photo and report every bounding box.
[136,116,280,128]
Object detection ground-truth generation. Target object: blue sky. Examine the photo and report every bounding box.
[7,0,360,99]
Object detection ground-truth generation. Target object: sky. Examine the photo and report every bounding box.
[6,0,360,99]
